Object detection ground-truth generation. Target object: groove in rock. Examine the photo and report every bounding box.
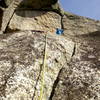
[71,44,76,57]
[49,68,63,100]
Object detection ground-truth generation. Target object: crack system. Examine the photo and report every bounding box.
[49,68,63,100]
[71,43,76,57]
[61,16,64,30]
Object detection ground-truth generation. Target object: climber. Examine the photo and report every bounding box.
[56,28,64,35]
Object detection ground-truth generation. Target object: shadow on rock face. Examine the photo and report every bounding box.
[0,0,6,30]
[5,0,58,9]
[14,0,58,18]
[15,9,48,18]
[75,31,100,42]
[19,0,58,9]
[0,0,7,8]
[0,9,3,30]
[81,31,100,37]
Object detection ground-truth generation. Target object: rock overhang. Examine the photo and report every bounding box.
[4,0,59,9]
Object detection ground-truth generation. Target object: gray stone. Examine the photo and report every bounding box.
[7,10,61,33]
[0,31,74,100]
[62,13,100,39]
[52,36,100,100]
[0,1,100,100]
[51,13,100,100]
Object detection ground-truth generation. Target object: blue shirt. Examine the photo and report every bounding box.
[56,28,64,35]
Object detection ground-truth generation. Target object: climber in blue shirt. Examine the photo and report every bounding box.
[56,28,64,35]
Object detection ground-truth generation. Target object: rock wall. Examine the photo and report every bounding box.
[7,10,61,33]
[0,0,100,100]
[0,31,74,100]
[51,13,100,100]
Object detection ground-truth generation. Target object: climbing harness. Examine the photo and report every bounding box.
[39,34,47,100]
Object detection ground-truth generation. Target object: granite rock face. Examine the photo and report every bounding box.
[0,31,74,100]
[7,11,61,33]
[0,0,100,100]
[51,29,100,100]
[50,14,100,100]
[62,13,100,39]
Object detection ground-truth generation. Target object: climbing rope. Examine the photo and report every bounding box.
[38,28,63,100]
[39,34,47,100]
[37,28,63,100]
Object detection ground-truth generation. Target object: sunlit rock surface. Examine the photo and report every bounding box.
[0,31,74,100]
[7,11,61,33]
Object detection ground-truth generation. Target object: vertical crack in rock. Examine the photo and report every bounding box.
[49,68,63,100]
[31,64,42,100]
[32,34,47,100]
[71,43,76,58]
[61,16,64,30]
